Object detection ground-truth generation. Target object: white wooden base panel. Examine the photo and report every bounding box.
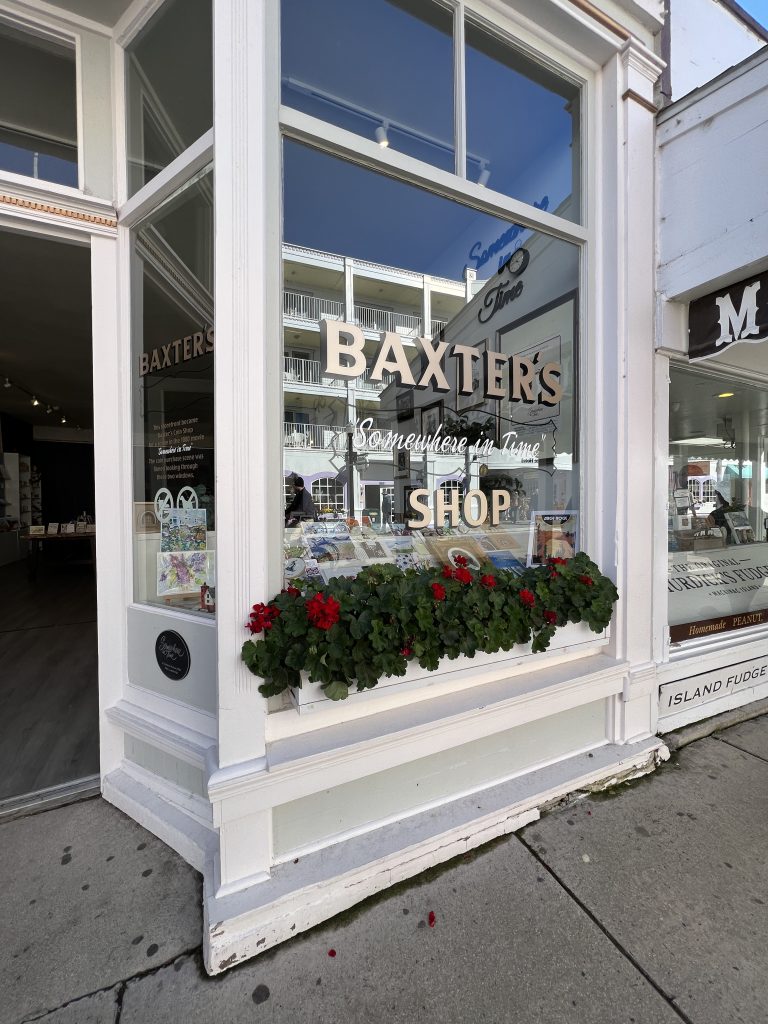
[203,735,667,974]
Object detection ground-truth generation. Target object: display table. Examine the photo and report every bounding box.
[27,532,96,580]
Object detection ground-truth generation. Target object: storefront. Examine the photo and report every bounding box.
[657,44,768,731]
[1,0,669,973]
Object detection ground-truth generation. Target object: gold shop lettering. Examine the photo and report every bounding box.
[139,327,214,377]
[320,320,563,406]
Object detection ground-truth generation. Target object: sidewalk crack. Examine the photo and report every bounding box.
[18,946,201,1024]
[713,734,768,765]
[517,834,696,1024]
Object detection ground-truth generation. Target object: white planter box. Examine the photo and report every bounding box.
[288,620,607,713]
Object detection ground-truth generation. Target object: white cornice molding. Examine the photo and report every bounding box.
[0,174,117,235]
[621,36,666,82]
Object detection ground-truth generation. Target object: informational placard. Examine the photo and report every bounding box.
[668,545,768,642]
[155,629,191,681]
[659,655,768,717]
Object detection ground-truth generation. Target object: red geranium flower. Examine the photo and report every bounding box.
[548,556,569,566]
[454,566,472,584]
[400,646,413,657]
[285,586,301,596]
[454,555,469,567]
[431,582,447,601]
[579,575,594,586]
[520,589,535,607]
[247,602,280,634]
[306,593,341,630]
[481,574,497,588]
[441,564,454,579]
[543,610,557,624]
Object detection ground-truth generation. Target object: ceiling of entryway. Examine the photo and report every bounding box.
[0,229,93,430]
[45,0,135,27]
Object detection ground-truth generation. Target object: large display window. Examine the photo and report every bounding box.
[131,168,215,618]
[282,140,579,587]
[668,364,768,642]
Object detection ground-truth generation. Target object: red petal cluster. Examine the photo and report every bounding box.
[454,555,469,567]
[441,564,454,579]
[285,586,301,597]
[548,556,569,566]
[400,646,413,657]
[431,582,447,601]
[306,592,341,630]
[247,602,280,634]
[543,610,557,624]
[579,575,594,586]
[520,589,536,608]
[481,574,497,588]
[454,566,472,584]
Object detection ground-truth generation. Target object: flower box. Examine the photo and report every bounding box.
[288,620,607,713]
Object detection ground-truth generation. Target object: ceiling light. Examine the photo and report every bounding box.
[717,392,734,398]
[46,405,53,415]
[478,161,491,187]
[670,436,728,446]
[2,378,10,388]
[60,415,67,424]
[375,123,389,148]
[31,396,40,407]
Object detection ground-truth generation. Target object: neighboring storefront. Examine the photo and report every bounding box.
[1,0,670,974]
[657,44,768,731]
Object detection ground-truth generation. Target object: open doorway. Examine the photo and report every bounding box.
[0,228,98,809]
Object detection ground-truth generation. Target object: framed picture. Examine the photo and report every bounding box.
[420,400,444,437]
[526,511,578,566]
[396,390,414,422]
[396,449,411,475]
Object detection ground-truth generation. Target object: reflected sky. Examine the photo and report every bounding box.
[284,140,534,282]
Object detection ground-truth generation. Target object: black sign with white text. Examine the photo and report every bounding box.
[689,270,768,362]
[155,630,191,680]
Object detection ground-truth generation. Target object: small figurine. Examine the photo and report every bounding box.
[200,584,216,613]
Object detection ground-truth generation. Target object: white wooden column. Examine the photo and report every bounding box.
[600,40,665,740]
[213,0,280,772]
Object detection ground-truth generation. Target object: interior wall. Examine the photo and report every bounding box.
[30,440,94,524]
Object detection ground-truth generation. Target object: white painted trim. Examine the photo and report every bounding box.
[0,170,115,211]
[103,766,216,874]
[203,735,666,972]
[114,0,168,48]
[209,654,628,816]
[453,1,466,179]
[123,681,217,738]
[106,699,217,771]
[279,107,589,246]
[92,233,129,777]
[117,128,213,227]
[0,210,95,242]
[112,35,128,208]
[74,30,85,192]
[0,0,109,38]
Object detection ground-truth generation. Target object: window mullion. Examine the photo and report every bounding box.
[454,1,466,180]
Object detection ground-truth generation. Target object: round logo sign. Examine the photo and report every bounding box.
[155,630,191,681]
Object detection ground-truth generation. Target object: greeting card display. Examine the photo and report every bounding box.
[161,509,207,552]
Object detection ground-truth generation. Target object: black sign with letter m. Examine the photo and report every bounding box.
[688,271,768,362]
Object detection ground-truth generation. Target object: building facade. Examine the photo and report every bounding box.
[4,0,764,976]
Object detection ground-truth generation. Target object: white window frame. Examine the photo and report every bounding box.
[0,8,83,195]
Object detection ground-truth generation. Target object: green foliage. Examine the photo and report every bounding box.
[242,552,619,701]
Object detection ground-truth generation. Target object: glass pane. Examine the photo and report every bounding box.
[0,25,77,187]
[281,0,454,173]
[668,364,768,642]
[282,140,579,586]
[126,0,212,196]
[132,169,216,617]
[465,22,580,223]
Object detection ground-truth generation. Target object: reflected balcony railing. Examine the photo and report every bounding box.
[283,291,344,322]
[356,368,396,392]
[283,356,340,388]
[353,305,422,337]
[283,422,343,449]
[430,319,447,335]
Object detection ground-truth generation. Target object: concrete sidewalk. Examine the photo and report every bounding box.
[2,714,768,1024]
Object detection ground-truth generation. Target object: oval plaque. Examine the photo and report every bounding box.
[155,630,191,681]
